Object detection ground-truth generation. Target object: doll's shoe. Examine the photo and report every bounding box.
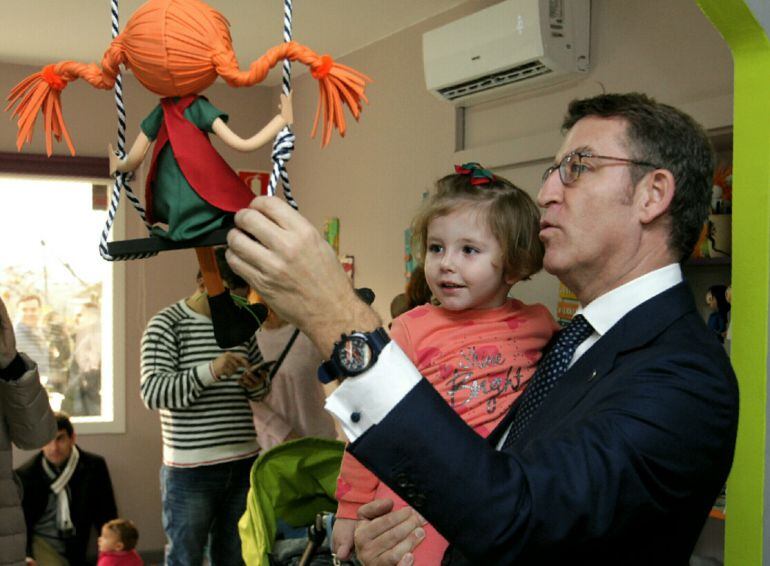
[208,291,268,348]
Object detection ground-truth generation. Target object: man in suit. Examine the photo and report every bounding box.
[16,412,117,566]
[224,92,739,564]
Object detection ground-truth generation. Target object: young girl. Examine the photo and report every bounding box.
[332,163,559,564]
[97,519,143,566]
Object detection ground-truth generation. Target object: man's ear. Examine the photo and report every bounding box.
[637,169,675,224]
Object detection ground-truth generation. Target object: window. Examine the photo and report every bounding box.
[0,174,125,433]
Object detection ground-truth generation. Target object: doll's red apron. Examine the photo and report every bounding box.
[145,95,253,225]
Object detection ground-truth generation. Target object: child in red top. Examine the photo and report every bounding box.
[332,164,559,564]
[97,519,144,566]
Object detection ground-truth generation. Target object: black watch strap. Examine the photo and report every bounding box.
[318,328,390,384]
[317,361,336,384]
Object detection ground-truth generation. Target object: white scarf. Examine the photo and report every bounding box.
[42,444,80,534]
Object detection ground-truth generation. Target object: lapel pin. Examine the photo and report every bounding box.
[588,370,598,382]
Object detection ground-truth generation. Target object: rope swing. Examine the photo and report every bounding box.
[99,0,158,261]
[268,0,298,210]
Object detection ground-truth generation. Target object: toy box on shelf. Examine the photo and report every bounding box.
[685,142,732,332]
[556,283,579,326]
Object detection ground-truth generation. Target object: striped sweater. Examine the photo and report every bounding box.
[140,300,267,467]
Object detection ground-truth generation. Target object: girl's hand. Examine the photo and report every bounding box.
[280,93,293,126]
[332,517,358,561]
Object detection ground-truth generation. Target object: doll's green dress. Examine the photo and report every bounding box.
[141,96,252,241]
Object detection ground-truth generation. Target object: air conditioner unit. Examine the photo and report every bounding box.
[423,0,590,106]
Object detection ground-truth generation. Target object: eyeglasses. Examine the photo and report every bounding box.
[542,151,661,185]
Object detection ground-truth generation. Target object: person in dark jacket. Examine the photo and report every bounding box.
[16,412,117,566]
[0,296,57,566]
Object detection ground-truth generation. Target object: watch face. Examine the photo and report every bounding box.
[337,335,372,373]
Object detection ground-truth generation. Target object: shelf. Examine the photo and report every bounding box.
[686,256,731,266]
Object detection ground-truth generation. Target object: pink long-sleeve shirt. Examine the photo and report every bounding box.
[336,299,557,563]
[97,549,144,566]
[251,324,337,450]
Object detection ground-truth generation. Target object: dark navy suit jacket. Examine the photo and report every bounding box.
[350,283,738,565]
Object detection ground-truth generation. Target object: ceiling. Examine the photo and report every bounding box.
[2,0,467,85]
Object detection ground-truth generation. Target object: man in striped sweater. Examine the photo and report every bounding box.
[140,249,269,566]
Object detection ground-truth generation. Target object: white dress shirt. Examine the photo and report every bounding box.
[325,264,683,442]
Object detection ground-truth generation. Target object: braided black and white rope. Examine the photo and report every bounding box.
[267,0,298,210]
[99,0,157,261]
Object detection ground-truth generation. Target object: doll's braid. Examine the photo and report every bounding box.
[214,41,370,146]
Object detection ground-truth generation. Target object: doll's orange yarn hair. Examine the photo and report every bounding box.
[6,0,370,155]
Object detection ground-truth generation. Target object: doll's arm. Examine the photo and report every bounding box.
[108,132,152,176]
[212,93,293,153]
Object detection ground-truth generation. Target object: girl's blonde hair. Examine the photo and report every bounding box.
[7,0,369,155]
[412,170,544,283]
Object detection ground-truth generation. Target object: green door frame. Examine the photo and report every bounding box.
[697,2,770,564]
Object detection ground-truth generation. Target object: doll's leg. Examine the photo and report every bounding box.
[196,246,226,295]
[195,247,267,348]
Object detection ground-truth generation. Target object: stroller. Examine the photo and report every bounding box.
[239,437,360,566]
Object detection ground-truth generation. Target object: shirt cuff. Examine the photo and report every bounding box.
[325,342,421,442]
[197,362,217,386]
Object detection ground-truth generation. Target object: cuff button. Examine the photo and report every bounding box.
[351,411,361,423]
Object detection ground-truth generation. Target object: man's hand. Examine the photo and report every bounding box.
[211,352,248,380]
[226,197,380,357]
[354,499,426,566]
[0,297,18,369]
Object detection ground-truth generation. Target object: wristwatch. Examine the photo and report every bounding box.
[317,327,390,384]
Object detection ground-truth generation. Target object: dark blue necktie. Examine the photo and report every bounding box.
[504,314,593,447]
